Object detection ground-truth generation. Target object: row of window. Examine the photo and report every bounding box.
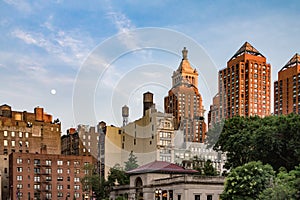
[16,192,81,199]
[3,140,29,147]
[17,158,86,166]
[17,175,80,182]
[2,131,29,138]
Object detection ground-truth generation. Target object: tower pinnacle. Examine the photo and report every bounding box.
[182,47,188,60]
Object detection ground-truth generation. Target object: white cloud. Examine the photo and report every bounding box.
[107,11,135,34]
[11,26,94,67]
[3,0,32,13]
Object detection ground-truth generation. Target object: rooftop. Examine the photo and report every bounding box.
[127,160,198,174]
[229,42,265,61]
[280,53,300,71]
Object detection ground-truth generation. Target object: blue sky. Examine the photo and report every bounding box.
[1,0,300,133]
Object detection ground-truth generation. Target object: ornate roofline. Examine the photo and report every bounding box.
[280,53,300,72]
[229,42,265,61]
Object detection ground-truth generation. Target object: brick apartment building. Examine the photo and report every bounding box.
[274,53,300,115]
[208,42,271,128]
[9,152,94,200]
[0,105,61,200]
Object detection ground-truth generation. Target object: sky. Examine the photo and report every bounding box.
[1,0,300,133]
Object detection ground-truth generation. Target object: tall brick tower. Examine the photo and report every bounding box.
[208,42,271,128]
[164,47,206,143]
[274,53,300,115]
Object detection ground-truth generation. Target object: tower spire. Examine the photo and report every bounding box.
[182,47,188,60]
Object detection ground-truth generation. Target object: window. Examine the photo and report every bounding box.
[17,167,23,172]
[46,160,52,166]
[74,161,79,165]
[11,141,15,147]
[57,185,63,190]
[25,132,29,138]
[57,168,63,174]
[75,169,80,174]
[46,168,51,174]
[4,140,8,146]
[17,184,23,189]
[57,192,63,197]
[74,185,80,190]
[194,194,201,200]
[4,131,8,137]
[75,193,80,198]
[207,195,212,200]
[19,132,23,137]
[57,160,63,165]
[57,177,63,181]
[17,158,22,164]
[46,193,52,199]
[17,175,22,181]
[34,176,40,182]
[74,177,80,182]
[34,159,40,165]
[11,131,15,137]
[34,168,40,174]
[25,141,29,147]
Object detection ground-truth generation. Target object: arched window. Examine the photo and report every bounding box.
[135,177,143,200]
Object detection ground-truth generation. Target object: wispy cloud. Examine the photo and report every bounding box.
[107,11,135,34]
[3,0,32,13]
[11,26,93,67]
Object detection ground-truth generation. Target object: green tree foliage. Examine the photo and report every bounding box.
[212,114,300,171]
[80,164,102,199]
[221,161,275,200]
[124,151,139,171]
[259,165,300,199]
[191,156,218,176]
[203,160,219,176]
[107,164,129,186]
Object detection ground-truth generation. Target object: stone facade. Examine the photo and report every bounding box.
[110,161,224,200]
[165,48,206,143]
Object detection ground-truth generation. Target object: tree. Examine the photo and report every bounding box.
[203,160,218,176]
[259,165,300,199]
[213,114,300,171]
[80,164,102,200]
[221,161,275,200]
[190,156,218,176]
[124,151,139,171]
[107,164,129,186]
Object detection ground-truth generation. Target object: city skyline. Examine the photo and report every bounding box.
[1,0,300,132]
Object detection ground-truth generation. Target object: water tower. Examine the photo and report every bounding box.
[122,105,129,126]
[143,91,154,116]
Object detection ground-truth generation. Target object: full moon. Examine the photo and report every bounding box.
[51,89,56,95]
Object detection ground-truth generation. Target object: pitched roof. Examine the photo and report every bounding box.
[280,53,300,71]
[229,42,264,61]
[176,47,196,73]
[126,160,198,174]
